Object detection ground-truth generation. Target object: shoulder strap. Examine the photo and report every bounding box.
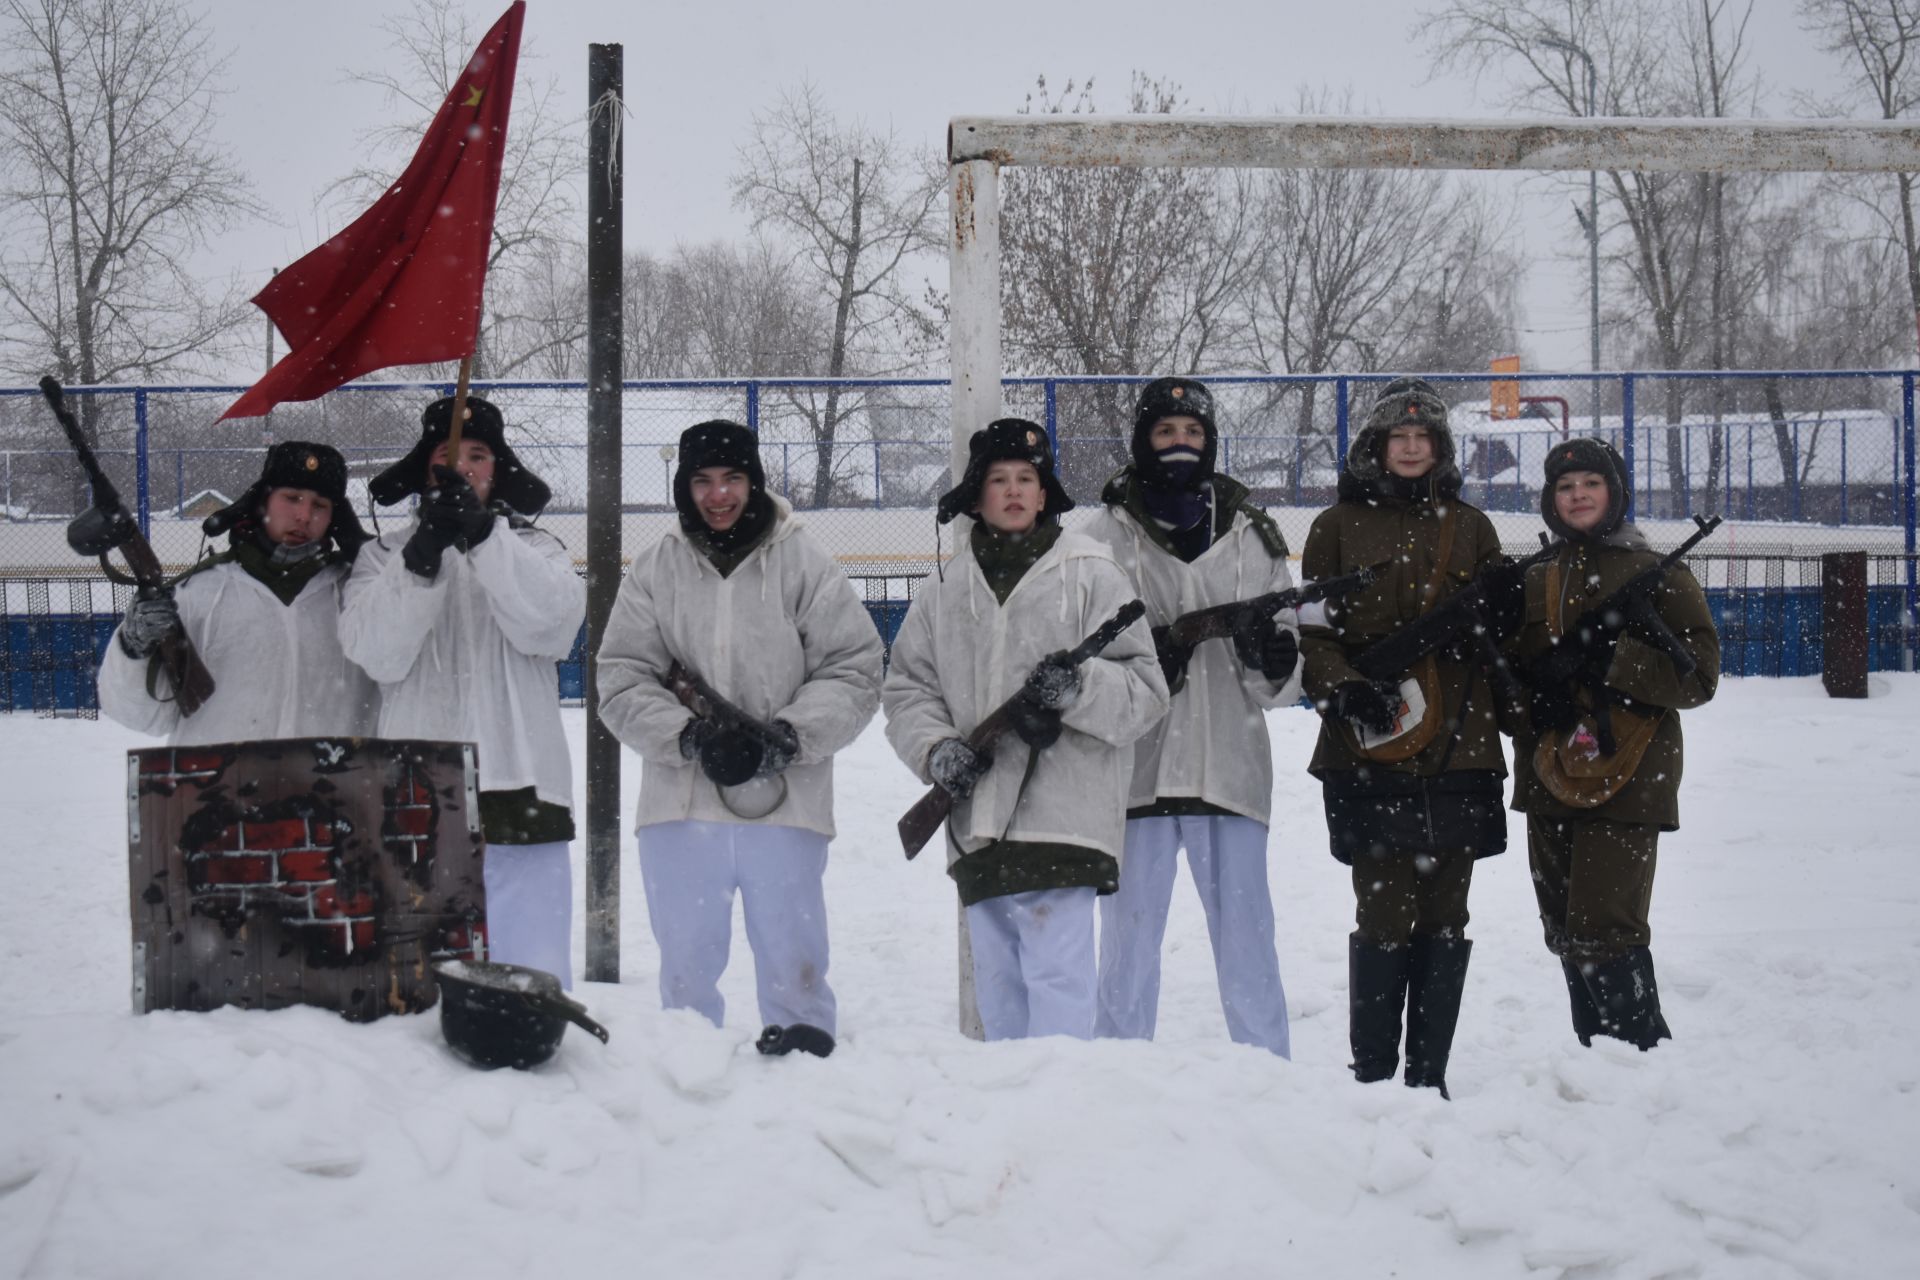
[1419,505,1461,613]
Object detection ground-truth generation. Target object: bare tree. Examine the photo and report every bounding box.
[731,79,945,504]
[0,0,261,428]
[1420,0,1782,513]
[1233,88,1521,488]
[327,0,580,380]
[1801,0,1920,361]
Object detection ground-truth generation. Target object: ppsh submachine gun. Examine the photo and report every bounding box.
[41,376,214,715]
[1153,563,1378,654]
[665,659,803,820]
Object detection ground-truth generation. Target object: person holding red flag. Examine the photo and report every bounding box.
[340,395,584,987]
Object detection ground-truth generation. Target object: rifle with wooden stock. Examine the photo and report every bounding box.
[897,598,1146,861]
[41,376,215,716]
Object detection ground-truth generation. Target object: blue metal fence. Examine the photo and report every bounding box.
[2,369,1916,714]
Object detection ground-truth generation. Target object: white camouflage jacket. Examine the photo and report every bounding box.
[339,517,584,815]
[1079,487,1302,824]
[594,497,884,839]
[881,528,1169,872]
[99,558,377,746]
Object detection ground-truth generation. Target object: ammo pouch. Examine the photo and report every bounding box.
[1533,705,1664,809]
[1345,653,1444,764]
[1532,551,1665,808]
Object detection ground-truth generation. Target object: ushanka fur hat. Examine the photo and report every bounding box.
[1341,376,1462,495]
[201,440,367,556]
[1541,436,1631,541]
[1131,376,1219,487]
[936,418,1076,525]
[368,395,552,514]
[673,419,768,536]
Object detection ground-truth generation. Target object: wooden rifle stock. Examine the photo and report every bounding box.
[897,598,1146,861]
[663,659,798,756]
[1158,563,1379,652]
[40,377,214,716]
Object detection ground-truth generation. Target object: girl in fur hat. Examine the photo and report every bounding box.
[1507,438,1718,1050]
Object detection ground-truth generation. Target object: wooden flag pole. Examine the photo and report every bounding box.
[447,354,473,460]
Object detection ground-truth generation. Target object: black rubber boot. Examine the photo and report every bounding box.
[1403,934,1472,1099]
[1348,933,1411,1084]
[757,1023,836,1058]
[1562,958,1603,1047]
[1583,948,1672,1050]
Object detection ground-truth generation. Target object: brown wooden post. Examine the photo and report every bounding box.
[1822,551,1869,699]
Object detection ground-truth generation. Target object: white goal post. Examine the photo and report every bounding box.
[945,113,1920,477]
[938,112,1920,1040]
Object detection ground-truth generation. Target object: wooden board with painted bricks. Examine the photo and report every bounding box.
[127,737,488,1022]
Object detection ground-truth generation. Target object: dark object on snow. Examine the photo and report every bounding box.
[756,1022,835,1058]
[1821,550,1869,699]
[435,959,609,1070]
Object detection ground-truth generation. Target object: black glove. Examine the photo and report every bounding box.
[1480,558,1529,640]
[1538,621,1617,690]
[118,586,182,660]
[1150,625,1193,696]
[1021,651,1082,711]
[680,715,717,762]
[758,720,799,778]
[1007,697,1065,750]
[1233,613,1298,683]
[1333,679,1401,736]
[694,725,765,787]
[404,465,494,578]
[1529,680,1581,734]
[929,738,993,798]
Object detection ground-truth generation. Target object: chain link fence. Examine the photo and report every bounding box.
[3,371,1915,711]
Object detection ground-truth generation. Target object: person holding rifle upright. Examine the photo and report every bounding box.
[1078,377,1301,1057]
[1509,439,1718,1051]
[595,421,883,1059]
[1298,377,1526,1098]
[882,419,1167,1042]
[99,441,375,744]
[340,395,585,987]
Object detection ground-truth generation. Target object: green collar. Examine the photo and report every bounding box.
[228,538,338,606]
[970,521,1061,604]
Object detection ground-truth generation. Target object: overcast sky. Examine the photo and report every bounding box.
[196,0,1852,373]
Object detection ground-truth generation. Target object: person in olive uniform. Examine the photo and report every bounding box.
[1509,438,1718,1050]
[1297,377,1523,1097]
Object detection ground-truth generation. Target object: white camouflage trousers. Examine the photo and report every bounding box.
[1096,814,1291,1057]
[966,886,1098,1041]
[636,819,836,1034]
[482,841,574,989]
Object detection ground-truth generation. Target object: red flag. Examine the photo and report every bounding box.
[221,2,524,420]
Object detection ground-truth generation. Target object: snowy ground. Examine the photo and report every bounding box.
[2,677,1917,1279]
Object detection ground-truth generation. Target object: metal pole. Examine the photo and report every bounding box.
[1903,372,1916,671]
[134,390,151,538]
[1621,374,1636,524]
[583,42,624,983]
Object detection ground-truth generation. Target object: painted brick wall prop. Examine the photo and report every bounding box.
[129,737,489,1022]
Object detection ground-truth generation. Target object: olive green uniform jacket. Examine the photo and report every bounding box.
[1299,481,1510,780]
[1508,528,1719,831]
